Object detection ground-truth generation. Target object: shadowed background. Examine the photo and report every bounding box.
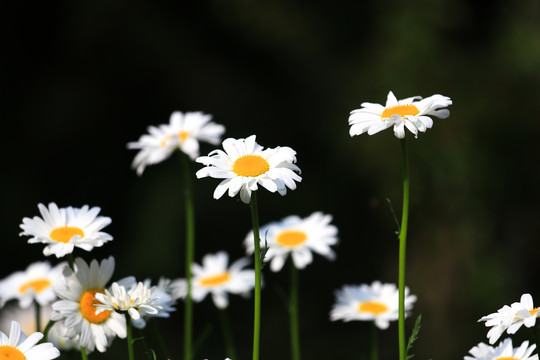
[3,0,540,359]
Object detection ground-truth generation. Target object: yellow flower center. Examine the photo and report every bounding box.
[178,131,189,142]
[276,230,308,247]
[0,346,25,360]
[496,358,519,360]
[19,278,51,294]
[358,301,388,315]
[199,272,231,287]
[160,135,173,148]
[530,308,540,316]
[49,226,85,243]
[80,289,110,324]
[232,155,269,177]
[381,104,419,119]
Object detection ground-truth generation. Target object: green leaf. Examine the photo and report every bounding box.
[385,197,401,236]
[406,314,422,360]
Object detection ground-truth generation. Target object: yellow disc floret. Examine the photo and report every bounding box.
[232,155,270,177]
[50,226,84,243]
[358,301,388,315]
[199,272,231,287]
[0,346,25,360]
[276,230,308,247]
[381,104,420,119]
[19,278,51,294]
[80,289,110,324]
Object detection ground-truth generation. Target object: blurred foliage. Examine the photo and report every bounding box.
[3,0,540,359]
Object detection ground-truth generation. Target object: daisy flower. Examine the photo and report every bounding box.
[244,212,338,272]
[171,251,255,309]
[128,111,225,175]
[195,135,302,204]
[0,320,60,360]
[479,293,540,344]
[50,257,126,353]
[465,338,538,360]
[330,281,417,329]
[348,91,452,139]
[0,261,66,308]
[19,202,113,258]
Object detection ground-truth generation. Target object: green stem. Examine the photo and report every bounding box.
[80,347,88,360]
[218,308,237,360]
[249,192,262,360]
[398,138,410,360]
[181,154,195,360]
[289,262,301,360]
[126,314,135,360]
[34,301,41,333]
[371,323,378,360]
[41,320,55,342]
[67,253,75,271]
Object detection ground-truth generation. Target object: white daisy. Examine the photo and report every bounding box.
[171,252,255,309]
[244,212,338,272]
[0,261,66,308]
[50,257,126,353]
[195,135,302,204]
[330,281,417,330]
[348,91,452,139]
[19,203,113,258]
[128,111,225,175]
[0,320,60,360]
[465,338,538,360]
[479,293,540,344]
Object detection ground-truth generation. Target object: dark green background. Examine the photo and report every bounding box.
[3,0,540,359]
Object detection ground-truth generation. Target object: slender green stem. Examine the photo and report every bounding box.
[126,314,135,360]
[249,192,262,360]
[218,308,237,360]
[181,154,195,360]
[289,262,301,360]
[34,301,41,333]
[67,253,75,271]
[41,320,55,342]
[80,347,88,360]
[398,138,410,360]
[371,323,378,360]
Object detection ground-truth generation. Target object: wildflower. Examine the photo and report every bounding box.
[171,251,255,309]
[464,338,538,360]
[244,212,338,272]
[0,261,66,308]
[0,320,60,360]
[20,203,113,258]
[128,111,225,175]
[196,135,301,203]
[51,257,126,353]
[479,293,540,344]
[348,91,452,139]
[330,281,417,329]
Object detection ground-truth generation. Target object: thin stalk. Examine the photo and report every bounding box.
[182,153,195,360]
[249,192,262,360]
[218,308,237,360]
[34,301,41,332]
[67,253,75,271]
[398,138,410,360]
[289,262,301,360]
[126,314,135,360]
[371,323,378,360]
[80,347,88,360]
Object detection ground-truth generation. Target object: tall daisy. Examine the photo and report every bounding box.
[19,203,113,258]
[244,212,338,272]
[195,135,302,204]
[171,251,255,309]
[0,261,66,308]
[128,111,225,175]
[330,281,417,330]
[348,91,452,139]
[50,257,126,353]
[0,320,60,360]
[465,338,538,360]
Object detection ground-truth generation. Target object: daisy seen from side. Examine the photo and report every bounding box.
[348,91,452,139]
[479,293,540,344]
[171,251,255,309]
[0,320,60,360]
[195,135,302,204]
[244,212,338,272]
[19,203,113,258]
[0,261,66,308]
[127,111,225,175]
[465,338,538,360]
[50,257,126,353]
[330,281,417,330]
